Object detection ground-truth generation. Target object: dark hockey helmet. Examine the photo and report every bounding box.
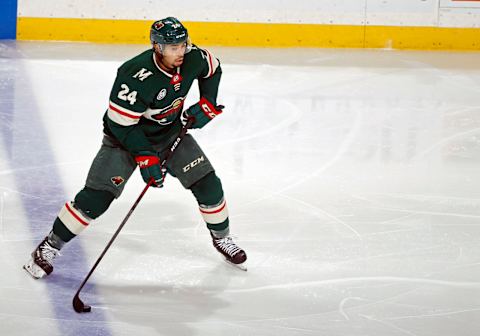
[150,17,192,52]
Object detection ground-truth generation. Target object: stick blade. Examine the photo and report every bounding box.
[73,295,91,313]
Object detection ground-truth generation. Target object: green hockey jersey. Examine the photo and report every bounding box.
[103,44,221,155]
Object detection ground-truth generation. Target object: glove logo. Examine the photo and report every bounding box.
[110,176,125,187]
[157,88,167,101]
[138,159,150,168]
[201,103,217,119]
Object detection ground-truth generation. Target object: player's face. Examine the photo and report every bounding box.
[161,42,187,68]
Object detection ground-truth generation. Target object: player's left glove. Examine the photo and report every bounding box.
[135,151,164,187]
[181,97,224,129]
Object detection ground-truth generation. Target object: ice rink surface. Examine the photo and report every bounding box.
[1,41,480,336]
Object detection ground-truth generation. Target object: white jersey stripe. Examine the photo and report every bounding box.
[107,101,143,126]
[109,101,143,117]
[206,50,214,78]
[108,109,140,126]
[58,202,91,235]
[202,48,219,78]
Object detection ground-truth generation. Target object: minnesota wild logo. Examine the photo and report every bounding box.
[152,97,184,120]
[110,176,125,187]
[154,22,164,30]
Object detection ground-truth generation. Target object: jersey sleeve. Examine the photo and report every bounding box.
[105,67,155,155]
[197,48,222,104]
[198,48,220,79]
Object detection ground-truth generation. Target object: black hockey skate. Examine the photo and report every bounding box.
[23,237,60,279]
[211,233,247,271]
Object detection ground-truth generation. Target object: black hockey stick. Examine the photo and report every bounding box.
[73,118,194,313]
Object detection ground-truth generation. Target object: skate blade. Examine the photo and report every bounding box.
[225,259,248,272]
[23,259,47,280]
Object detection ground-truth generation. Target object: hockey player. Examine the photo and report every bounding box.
[24,17,247,279]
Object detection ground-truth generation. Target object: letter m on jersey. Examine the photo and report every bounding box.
[133,68,153,81]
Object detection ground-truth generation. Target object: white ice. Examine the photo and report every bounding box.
[0,41,480,336]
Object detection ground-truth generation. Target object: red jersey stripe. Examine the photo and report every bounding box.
[109,103,142,119]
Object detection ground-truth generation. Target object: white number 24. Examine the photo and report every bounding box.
[117,84,138,105]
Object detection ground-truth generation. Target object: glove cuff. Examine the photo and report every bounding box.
[199,97,222,120]
[135,155,160,168]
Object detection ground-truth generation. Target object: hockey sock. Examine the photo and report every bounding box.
[52,187,115,243]
[190,172,229,236]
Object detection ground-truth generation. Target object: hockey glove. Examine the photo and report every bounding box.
[181,97,224,129]
[135,151,164,187]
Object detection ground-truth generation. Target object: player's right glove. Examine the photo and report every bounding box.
[180,97,224,129]
[135,151,164,187]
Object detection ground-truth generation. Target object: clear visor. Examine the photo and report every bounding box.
[159,37,192,56]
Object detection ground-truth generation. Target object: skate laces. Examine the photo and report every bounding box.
[214,236,241,256]
[40,241,60,263]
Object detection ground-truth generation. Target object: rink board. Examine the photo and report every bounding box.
[16,17,480,50]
